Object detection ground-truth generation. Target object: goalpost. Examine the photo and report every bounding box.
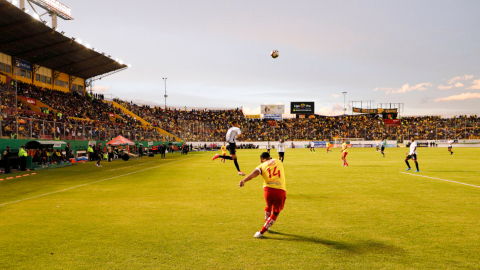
[333,138,364,147]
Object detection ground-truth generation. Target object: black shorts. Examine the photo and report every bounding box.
[448,146,452,150]
[228,142,236,155]
[279,152,284,157]
[381,146,385,151]
[406,154,417,160]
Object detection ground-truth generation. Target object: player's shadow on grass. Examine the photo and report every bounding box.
[266,231,403,254]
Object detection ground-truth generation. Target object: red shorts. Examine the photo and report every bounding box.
[342,152,348,158]
[264,187,286,213]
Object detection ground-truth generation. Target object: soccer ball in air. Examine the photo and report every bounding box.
[270,50,279,59]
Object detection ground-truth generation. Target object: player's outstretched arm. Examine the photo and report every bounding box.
[239,169,260,187]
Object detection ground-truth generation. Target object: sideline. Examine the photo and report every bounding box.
[401,172,480,189]
[0,154,207,207]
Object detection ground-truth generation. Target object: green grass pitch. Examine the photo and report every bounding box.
[1,147,480,269]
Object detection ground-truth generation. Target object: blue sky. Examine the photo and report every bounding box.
[21,0,480,117]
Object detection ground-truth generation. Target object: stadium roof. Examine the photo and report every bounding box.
[0,1,128,79]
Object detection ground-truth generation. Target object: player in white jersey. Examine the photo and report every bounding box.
[266,141,271,154]
[277,139,286,162]
[405,137,419,172]
[447,138,454,155]
[212,120,245,176]
[376,141,380,152]
[310,141,315,153]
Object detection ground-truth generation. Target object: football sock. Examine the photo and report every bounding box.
[405,160,410,168]
[415,162,419,171]
[265,210,271,221]
[233,160,241,171]
[260,214,278,234]
[219,155,232,160]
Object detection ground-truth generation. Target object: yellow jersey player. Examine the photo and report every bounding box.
[239,152,286,238]
[221,142,227,163]
[326,142,331,153]
[341,139,348,166]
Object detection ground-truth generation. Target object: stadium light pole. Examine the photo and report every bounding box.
[342,92,347,115]
[162,77,167,110]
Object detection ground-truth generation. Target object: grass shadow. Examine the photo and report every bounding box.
[265,231,404,255]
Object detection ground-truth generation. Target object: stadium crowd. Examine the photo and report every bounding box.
[1,80,479,142]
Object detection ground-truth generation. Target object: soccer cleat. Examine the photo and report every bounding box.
[254,232,264,238]
[238,171,246,176]
[406,168,411,171]
[415,170,420,172]
[95,164,99,167]
[212,154,220,161]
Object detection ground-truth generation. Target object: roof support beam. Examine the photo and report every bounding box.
[52,54,105,71]
[0,30,55,51]
[74,61,118,78]
[14,39,74,59]
[34,47,85,64]
[0,19,37,35]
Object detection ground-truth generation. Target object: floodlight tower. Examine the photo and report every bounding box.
[17,0,74,28]
[162,78,168,110]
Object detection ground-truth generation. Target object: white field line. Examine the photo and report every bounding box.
[401,172,480,189]
[0,154,206,207]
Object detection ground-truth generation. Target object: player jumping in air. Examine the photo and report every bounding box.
[310,141,315,153]
[212,120,245,176]
[277,139,285,162]
[447,138,454,155]
[326,141,331,153]
[220,142,227,163]
[380,139,386,157]
[239,152,286,238]
[405,137,419,172]
[341,139,348,166]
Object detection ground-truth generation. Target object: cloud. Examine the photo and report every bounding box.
[374,87,393,91]
[242,106,261,115]
[447,74,473,85]
[435,92,480,102]
[316,103,345,116]
[375,83,432,94]
[453,82,464,87]
[467,79,480,90]
[92,86,110,93]
[331,94,340,98]
[438,85,452,90]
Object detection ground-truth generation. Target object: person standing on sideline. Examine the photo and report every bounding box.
[96,143,103,167]
[239,152,286,238]
[107,144,113,162]
[405,137,419,172]
[161,143,166,159]
[212,120,245,176]
[277,139,285,162]
[87,145,94,161]
[18,145,28,171]
[3,146,12,174]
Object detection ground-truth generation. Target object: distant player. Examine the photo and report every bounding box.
[405,137,419,172]
[212,120,245,176]
[376,141,380,152]
[310,141,315,153]
[341,139,348,166]
[447,138,454,155]
[326,141,331,153]
[380,139,386,157]
[277,139,285,162]
[220,142,227,163]
[239,152,286,238]
[267,141,271,154]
